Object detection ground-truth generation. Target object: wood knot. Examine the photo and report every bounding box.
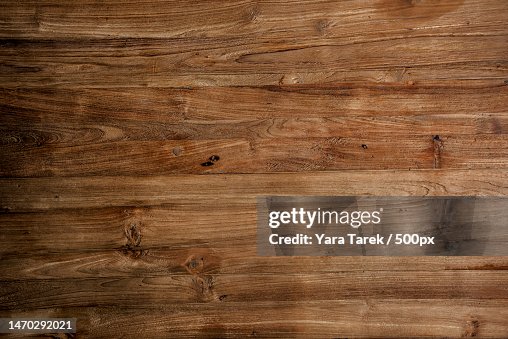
[278,74,301,85]
[124,223,141,247]
[462,318,480,337]
[172,147,182,156]
[432,135,444,169]
[201,155,220,167]
[119,223,147,259]
[315,19,332,35]
[192,275,216,301]
[245,5,260,23]
[184,254,205,274]
[181,249,222,275]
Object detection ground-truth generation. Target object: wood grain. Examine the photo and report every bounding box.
[2,86,506,176]
[2,301,507,338]
[1,0,508,337]
[2,135,507,176]
[2,85,507,120]
[1,0,507,87]
[3,0,506,39]
[1,271,508,310]
[1,35,506,87]
[2,249,508,280]
[1,170,507,210]
[1,199,506,255]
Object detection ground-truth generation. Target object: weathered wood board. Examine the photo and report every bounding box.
[1,0,507,337]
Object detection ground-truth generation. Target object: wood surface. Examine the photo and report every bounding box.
[1,0,507,337]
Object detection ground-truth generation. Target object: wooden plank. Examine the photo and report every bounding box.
[1,170,506,211]
[0,200,506,255]
[2,87,506,176]
[1,246,508,279]
[4,115,508,150]
[0,34,506,87]
[1,0,506,39]
[2,301,507,338]
[1,86,507,136]
[1,272,507,310]
[1,135,507,176]
[2,249,507,280]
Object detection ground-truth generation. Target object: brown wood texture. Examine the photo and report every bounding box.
[1,0,507,337]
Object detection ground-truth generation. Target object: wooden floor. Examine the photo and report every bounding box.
[1,0,508,337]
